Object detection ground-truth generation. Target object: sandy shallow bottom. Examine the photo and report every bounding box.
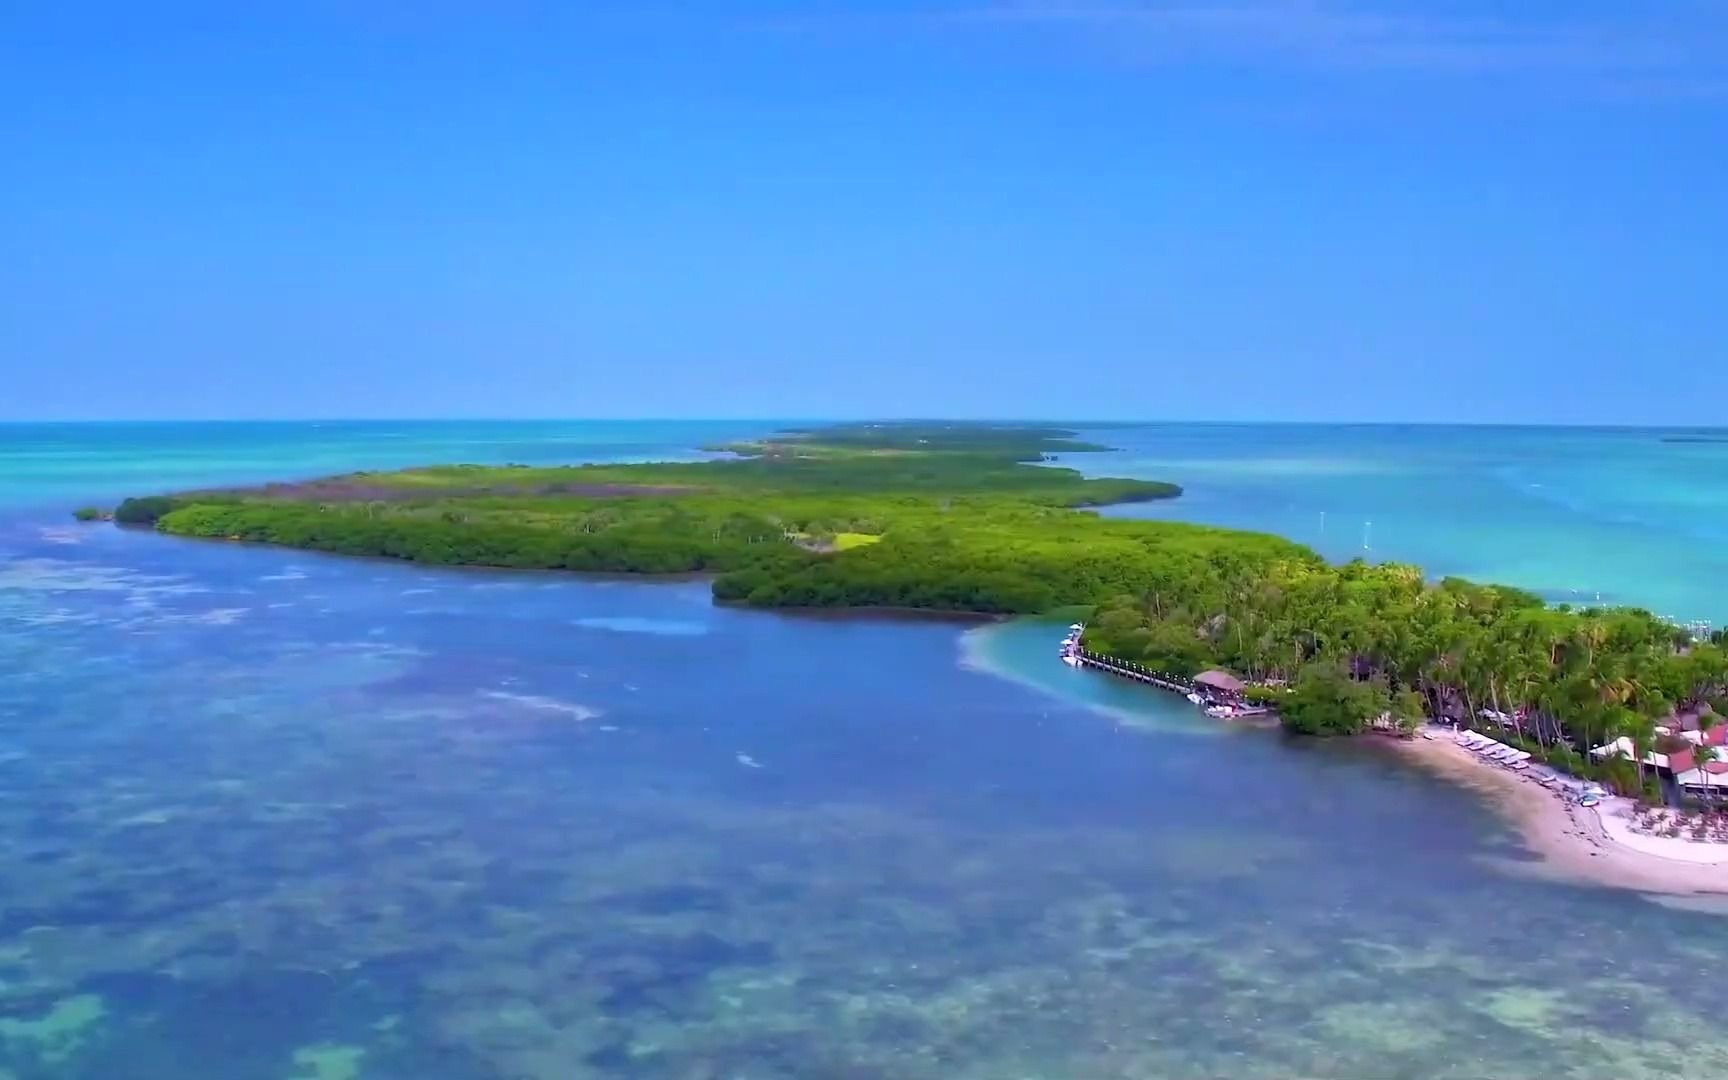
[1395,735,1728,903]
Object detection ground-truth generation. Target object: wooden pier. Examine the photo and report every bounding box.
[1072,648,1199,696]
[1067,645,1277,719]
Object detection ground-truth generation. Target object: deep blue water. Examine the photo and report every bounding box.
[4,421,1728,1078]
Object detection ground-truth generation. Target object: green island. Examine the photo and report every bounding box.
[112,422,1728,797]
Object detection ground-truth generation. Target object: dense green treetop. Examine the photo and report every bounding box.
[113,423,1208,615]
[715,421,1118,456]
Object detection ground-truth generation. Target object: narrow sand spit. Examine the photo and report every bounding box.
[1394,734,1728,898]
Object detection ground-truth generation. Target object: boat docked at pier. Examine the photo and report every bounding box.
[1059,623,1084,666]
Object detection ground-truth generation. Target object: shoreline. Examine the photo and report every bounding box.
[1057,634,1728,900]
[1391,732,1728,898]
[1051,648,1728,898]
[64,510,1728,901]
[89,418,1728,903]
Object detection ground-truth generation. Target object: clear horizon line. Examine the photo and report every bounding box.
[2,416,1726,432]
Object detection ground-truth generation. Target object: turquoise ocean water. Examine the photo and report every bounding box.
[4,421,1728,1078]
[0,421,774,515]
[1072,423,1728,626]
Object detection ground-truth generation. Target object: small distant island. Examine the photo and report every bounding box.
[108,422,1728,805]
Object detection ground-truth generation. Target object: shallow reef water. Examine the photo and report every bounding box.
[2,523,1728,1079]
[8,420,1728,1078]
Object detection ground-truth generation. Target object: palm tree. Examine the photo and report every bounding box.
[1624,712,1657,794]
[1689,741,1720,807]
[1691,712,1723,807]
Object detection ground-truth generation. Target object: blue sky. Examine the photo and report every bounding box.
[3,2,1724,422]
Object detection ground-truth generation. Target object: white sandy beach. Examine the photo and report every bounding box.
[1396,732,1728,898]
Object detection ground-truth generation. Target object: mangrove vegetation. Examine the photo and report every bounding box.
[110,421,1728,785]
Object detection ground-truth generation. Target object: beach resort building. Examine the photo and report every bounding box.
[1591,717,1728,802]
[1675,744,1728,802]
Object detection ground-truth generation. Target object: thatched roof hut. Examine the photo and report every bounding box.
[1194,670,1246,697]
